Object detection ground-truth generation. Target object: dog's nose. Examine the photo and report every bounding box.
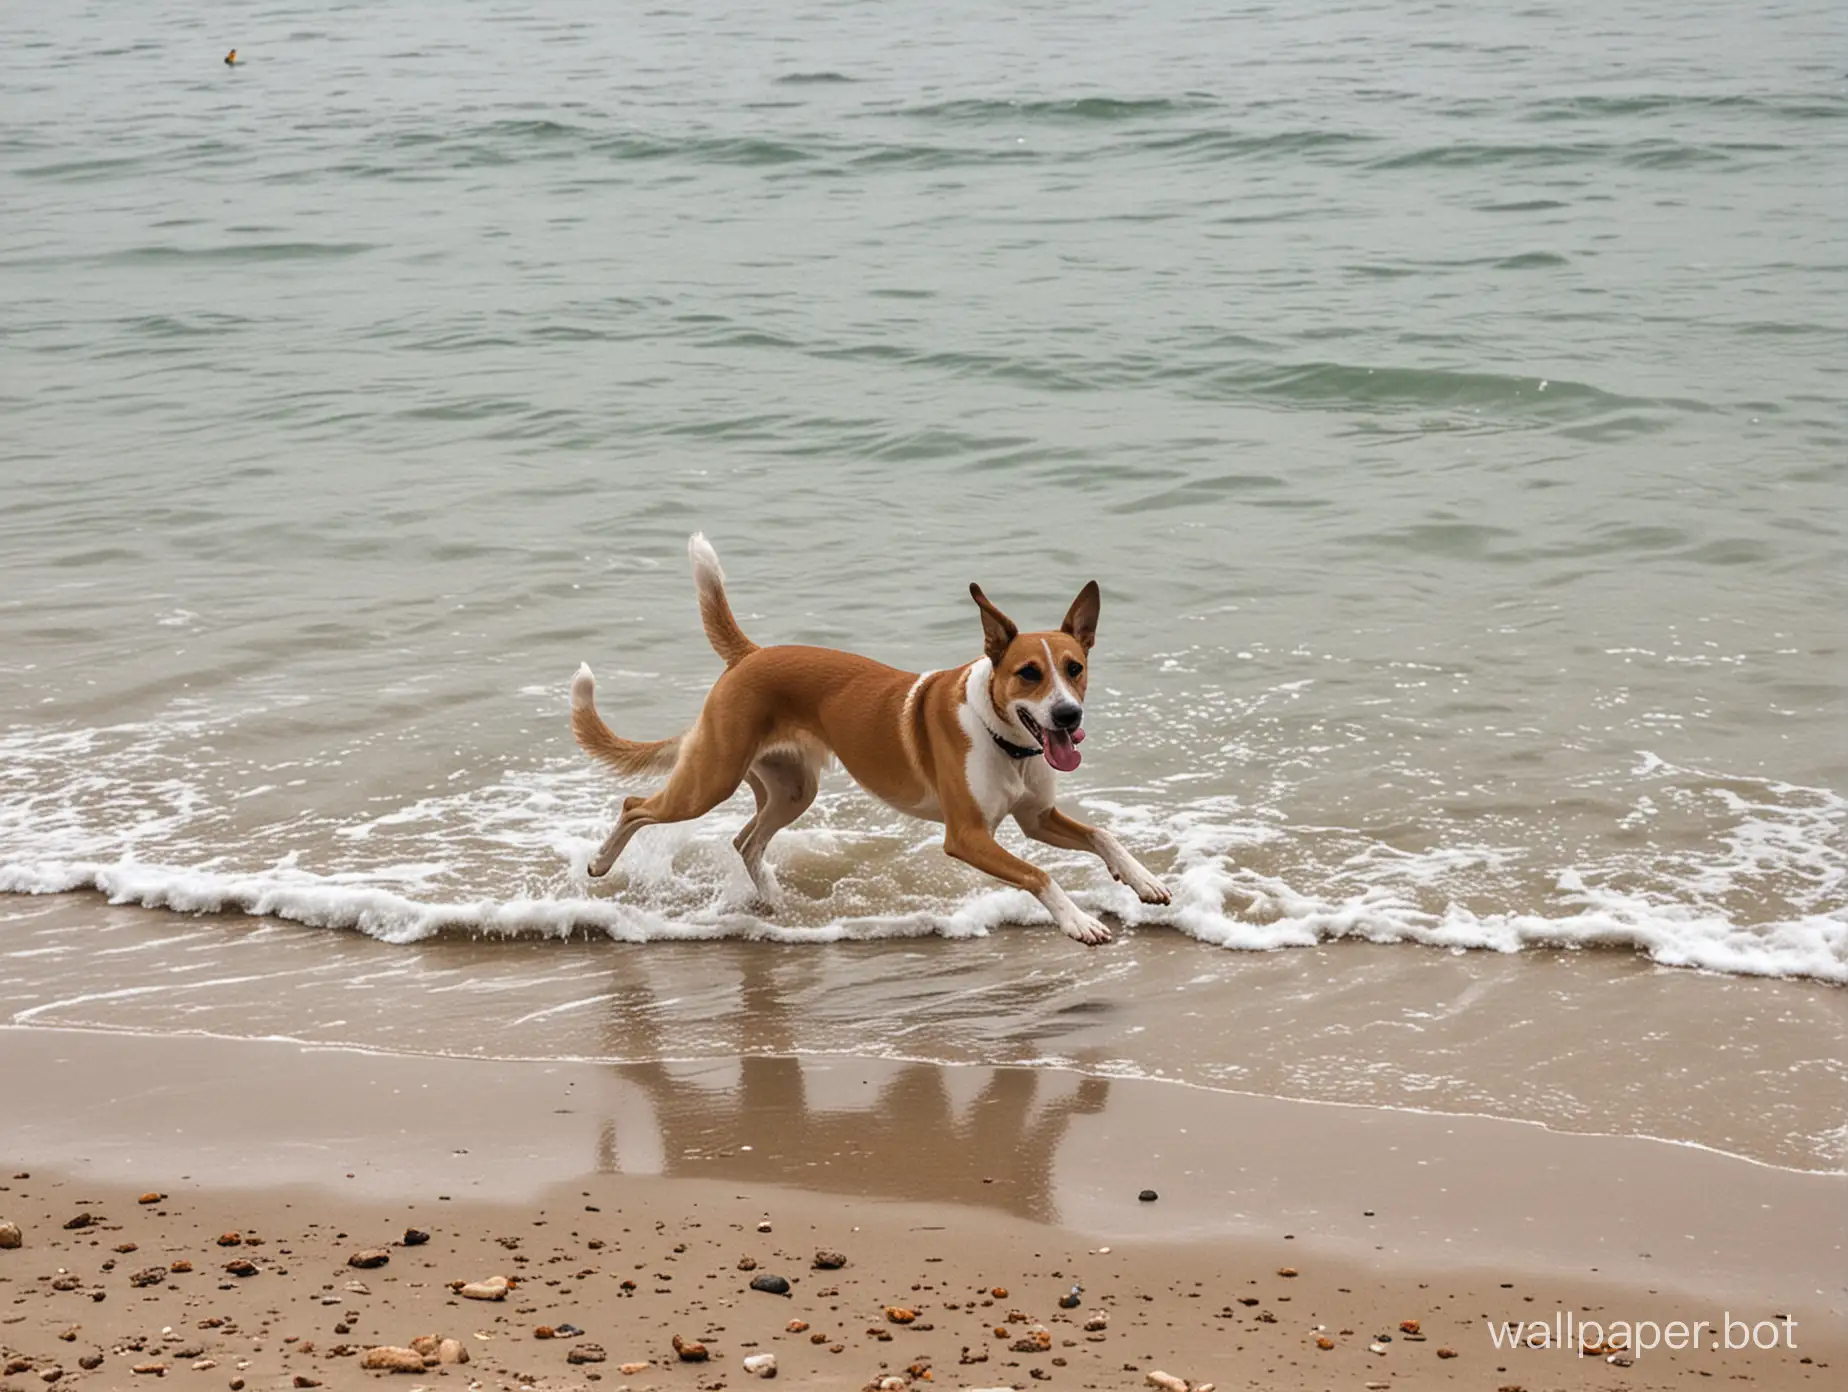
[1050,702,1083,731]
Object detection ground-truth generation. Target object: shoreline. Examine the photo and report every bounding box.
[2,1027,1843,1390]
[9,1020,1847,1180]
[9,892,1845,1178]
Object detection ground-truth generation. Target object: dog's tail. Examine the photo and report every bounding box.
[688,532,758,668]
[570,664,682,777]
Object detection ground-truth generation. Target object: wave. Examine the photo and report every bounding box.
[893,96,1213,124]
[102,241,376,264]
[5,779,1842,986]
[3,850,1840,982]
[3,695,1841,985]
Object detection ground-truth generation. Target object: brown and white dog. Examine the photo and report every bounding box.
[570,534,1169,944]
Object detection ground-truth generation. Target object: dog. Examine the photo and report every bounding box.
[570,534,1169,944]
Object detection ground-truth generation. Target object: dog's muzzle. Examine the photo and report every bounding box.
[1018,704,1085,773]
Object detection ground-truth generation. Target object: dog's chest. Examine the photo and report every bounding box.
[955,705,1050,829]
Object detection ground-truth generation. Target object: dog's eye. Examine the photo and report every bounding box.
[1017,663,1042,684]
[1065,661,1084,680]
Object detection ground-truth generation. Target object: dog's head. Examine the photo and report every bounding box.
[967,580,1099,772]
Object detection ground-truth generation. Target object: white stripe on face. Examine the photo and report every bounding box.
[1042,638,1080,711]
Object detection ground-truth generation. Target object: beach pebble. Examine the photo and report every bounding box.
[459,1275,510,1300]
[1083,1312,1108,1332]
[1138,1189,1158,1202]
[756,1219,772,1232]
[408,1335,440,1357]
[131,1267,167,1288]
[1010,1327,1052,1353]
[359,1346,424,1372]
[618,1362,650,1375]
[77,1355,103,1371]
[1145,1375,1187,1392]
[812,1249,846,1269]
[742,1351,776,1377]
[554,1323,583,1338]
[215,1231,241,1246]
[786,1319,808,1333]
[749,1273,791,1296]
[737,1255,758,1270]
[347,1248,390,1269]
[884,1305,918,1324]
[63,1213,94,1230]
[222,1259,257,1278]
[402,1228,430,1246]
[1436,1346,1458,1359]
[1277,1266,1298,1278]
[130,1363,165,1376]
[864,1378,906,1391]
[672,1334,709,1362]
[436,1338,468,1365]
[137,1192,164,1205]
[0,1221,21,1249]
[566,1344,606,1364]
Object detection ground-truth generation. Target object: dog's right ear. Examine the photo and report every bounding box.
[969,583,1018,666]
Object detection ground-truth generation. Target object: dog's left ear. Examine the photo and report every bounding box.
[1062,581,1100,651]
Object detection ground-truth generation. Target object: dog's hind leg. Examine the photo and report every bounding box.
[587,727,757,879]
[731,770,771,858]
[735,750,820,901]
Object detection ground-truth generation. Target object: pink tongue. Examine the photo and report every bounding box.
[1043,726,1083,773]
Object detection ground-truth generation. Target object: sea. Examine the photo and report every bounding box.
[2,1,1843,1173]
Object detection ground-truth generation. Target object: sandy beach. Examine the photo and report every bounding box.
[1,1028,1840,1391]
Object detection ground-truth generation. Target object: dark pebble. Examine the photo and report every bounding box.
[749,1273,792,1296]
[1137,1190,1158,1202]
[402,1229,430,1246]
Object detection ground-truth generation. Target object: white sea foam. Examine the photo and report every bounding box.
[1,710,1842,981]
[2,826,1841,982]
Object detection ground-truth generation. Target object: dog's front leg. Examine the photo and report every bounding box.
[942,822,1112,946]
[1016,807,1171,906]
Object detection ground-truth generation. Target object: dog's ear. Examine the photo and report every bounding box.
[1061,580,1100,650]
[969,583,1018,666]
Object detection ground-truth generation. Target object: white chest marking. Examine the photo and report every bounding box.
[957,659,1040,829]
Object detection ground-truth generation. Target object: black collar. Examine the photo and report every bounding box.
[990,729,1042,760]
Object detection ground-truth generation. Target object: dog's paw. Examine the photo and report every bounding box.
[1133,876,1171,906]
[1116,860,1171,905]
[1061,910,1113,946]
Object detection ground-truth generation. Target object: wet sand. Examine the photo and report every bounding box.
[2,1029,1843,1390]
[8,893,1846,1174]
